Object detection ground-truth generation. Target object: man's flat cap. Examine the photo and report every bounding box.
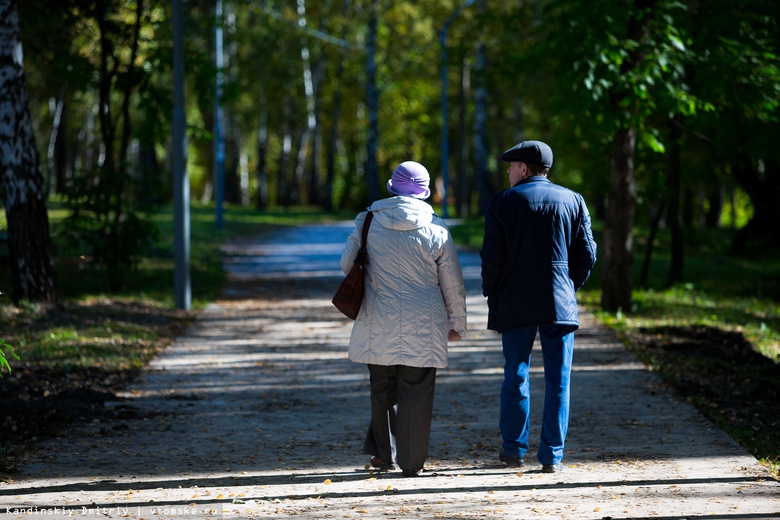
[500,140,553,168]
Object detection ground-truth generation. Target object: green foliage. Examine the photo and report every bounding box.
[533,0,703,145]
[0,338,19,377]
[59,169,160,292]
[0,290,19,377]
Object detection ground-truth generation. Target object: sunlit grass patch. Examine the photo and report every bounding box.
[1,296,191,375]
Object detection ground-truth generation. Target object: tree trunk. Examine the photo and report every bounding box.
[639,197,665,288]
[600,127,637,312]
[600,0,655,312]
[324,0,350,212]
[139,139,164,204]
[255,109,269,209]
[473,0,490,216]
[339,135,359,210]
[681,185,694,228]
[292,128,306,205]
[0,0,58,306]
[278,95,294,208]
[295,0,317,206]
[364,0,380,202]
[53,91,71,194]
[45,86,65,195]
[704,182,723,228]
[666,120,684,286]
[325,64,344,211]
[308,58,324,206]
[457,58,470,218]
[224,116,241,204]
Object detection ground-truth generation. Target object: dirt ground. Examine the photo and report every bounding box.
[1,223,778,519]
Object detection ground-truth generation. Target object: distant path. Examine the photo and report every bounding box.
[1,222,777,519]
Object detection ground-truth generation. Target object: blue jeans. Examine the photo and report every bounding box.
[500,325,575,465]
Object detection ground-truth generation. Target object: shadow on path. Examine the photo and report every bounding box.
[2,222,777,519]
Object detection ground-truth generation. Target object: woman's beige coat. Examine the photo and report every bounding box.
[340,196,467,368]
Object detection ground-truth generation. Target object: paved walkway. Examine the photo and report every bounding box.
[1,222,778,519]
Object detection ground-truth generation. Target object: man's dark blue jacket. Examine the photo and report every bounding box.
[480,176,597,333]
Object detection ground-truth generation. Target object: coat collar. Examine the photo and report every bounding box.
[511,175,551,189]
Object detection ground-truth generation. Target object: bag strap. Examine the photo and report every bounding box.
[357,211,373,256]
[360,212,373,247]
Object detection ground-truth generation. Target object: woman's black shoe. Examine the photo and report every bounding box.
[370,456,394,470]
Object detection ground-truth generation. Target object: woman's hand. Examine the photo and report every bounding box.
[447,329,462,341]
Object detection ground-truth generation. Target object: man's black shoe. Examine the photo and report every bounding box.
[498,449,525,467]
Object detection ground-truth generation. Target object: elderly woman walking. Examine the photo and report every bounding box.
[340,161,467,477]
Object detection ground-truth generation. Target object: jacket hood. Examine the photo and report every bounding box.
[368,196,435,231]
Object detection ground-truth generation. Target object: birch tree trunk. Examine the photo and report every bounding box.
[295,0,317,205]
[277,95,294,207]
[0,0,58,305]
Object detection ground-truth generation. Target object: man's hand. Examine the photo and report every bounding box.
[448,329,462,341]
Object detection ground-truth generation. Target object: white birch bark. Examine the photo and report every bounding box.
[0,0,58,305]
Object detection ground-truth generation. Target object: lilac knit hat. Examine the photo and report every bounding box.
[386,161,431,199]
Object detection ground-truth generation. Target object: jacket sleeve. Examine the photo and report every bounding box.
[437,230,468,336]
[480,196,505,299]
[568,196,597,291]
[340,212,367,274]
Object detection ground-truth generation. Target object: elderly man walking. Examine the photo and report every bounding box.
[480,140,597,473]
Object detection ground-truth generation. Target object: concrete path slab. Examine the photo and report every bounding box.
[1,222,777,519]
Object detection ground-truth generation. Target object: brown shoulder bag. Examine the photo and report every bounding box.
[332,212,374,319]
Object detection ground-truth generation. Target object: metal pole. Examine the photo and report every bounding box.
[439,0,476,219]
[173,0,191,310]
[214,0,225,229]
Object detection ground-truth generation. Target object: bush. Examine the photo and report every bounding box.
[59,168,159,291]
